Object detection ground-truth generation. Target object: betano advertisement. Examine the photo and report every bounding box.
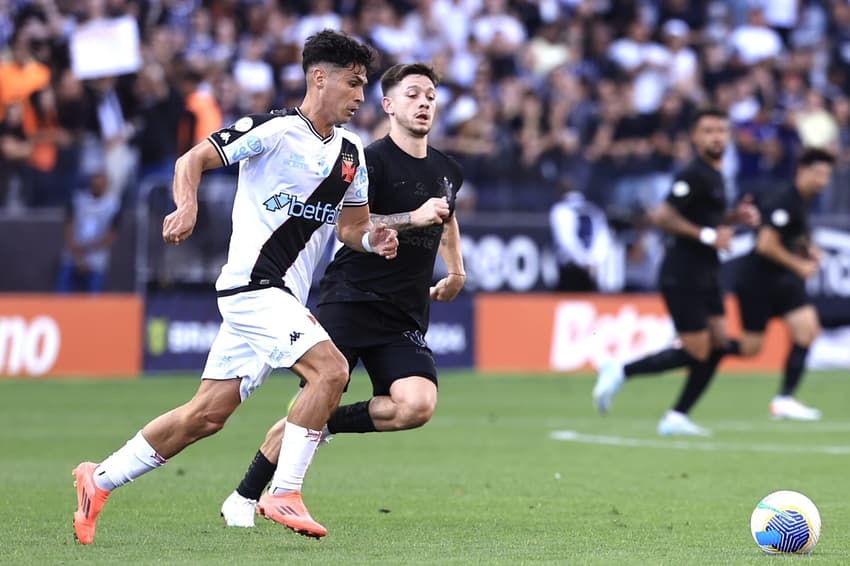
[0,295,141,377]
[476,294,790,373]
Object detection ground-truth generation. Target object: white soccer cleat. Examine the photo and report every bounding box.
[657,410,711,436]
[221,490,257,528]
[769,396,821,421]
[592,360,625,414]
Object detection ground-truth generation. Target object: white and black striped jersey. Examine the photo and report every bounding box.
[207,108,368,304]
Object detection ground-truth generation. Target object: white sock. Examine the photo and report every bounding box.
[93,431,167,491]
[269,422,321,494]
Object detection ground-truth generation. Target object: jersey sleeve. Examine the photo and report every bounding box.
[207,113,283,166]
[664,168,700,212]
[760,192,794,232]
[342,137,369,207]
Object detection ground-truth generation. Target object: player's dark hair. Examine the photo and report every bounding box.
[691,108,727,128]
[302,29,373,73]
[797,147,835,167]
[380,63,440,95]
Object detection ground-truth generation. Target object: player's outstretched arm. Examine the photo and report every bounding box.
[337,204,399,259]
[430,215,465,302]
[162,141,223,245]
[370,196,450,231]
[648,202,733,251]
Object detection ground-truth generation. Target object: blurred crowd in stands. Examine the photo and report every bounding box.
[2,0,849,243]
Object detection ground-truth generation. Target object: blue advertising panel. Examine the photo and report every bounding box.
[144,291,475,372]
[144,291,220,372]
[425,293,474,368]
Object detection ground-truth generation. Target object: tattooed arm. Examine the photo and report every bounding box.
[370,197,449,231]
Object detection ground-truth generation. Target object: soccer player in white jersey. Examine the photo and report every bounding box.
[71,30,398,544]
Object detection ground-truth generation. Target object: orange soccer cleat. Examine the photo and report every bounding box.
[72,462,111,545]
[257,491,327,538]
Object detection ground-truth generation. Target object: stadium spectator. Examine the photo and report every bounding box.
[55,159,122,293]
[0,0,849,293]
[549,187,612,291]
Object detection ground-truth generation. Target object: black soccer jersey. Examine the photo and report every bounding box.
[318,135,464,332]
[658,157,728,288]
[740,184,810,278]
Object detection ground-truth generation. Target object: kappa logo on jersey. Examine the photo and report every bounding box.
[290,331,302,345]
[341,152,356,182]
[263,192,340,224]
[228,135,263,162]
[219,131,231,144]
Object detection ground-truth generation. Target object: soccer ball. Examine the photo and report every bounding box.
[750,490,821,554]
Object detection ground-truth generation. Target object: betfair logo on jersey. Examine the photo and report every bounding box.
[264,192,340,224]
[341,152,356,183]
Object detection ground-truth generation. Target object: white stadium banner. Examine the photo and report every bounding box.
[70,16,141,80]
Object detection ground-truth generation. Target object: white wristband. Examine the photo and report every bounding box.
[361,231,373,253]
[699,227,717,246]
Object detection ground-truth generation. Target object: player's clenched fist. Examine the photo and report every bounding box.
[162,205,198,245]
[411,197,450,227]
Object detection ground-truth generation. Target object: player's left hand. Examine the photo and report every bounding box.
[735,195,760,227]
[369,223,398,259]
[430,273,465,302]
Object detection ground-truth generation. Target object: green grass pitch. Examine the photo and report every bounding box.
[1,370,848,565]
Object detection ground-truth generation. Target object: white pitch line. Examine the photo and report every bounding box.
[550,430,850,455]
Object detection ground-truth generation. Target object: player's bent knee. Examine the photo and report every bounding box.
[398,398,436,429]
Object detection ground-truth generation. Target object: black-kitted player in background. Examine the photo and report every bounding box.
[221,62,466,527]
[592,109,759,436]
[733,148,834,421]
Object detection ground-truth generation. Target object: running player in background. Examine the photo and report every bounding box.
[733,148,835,420]
[72,30,397,544]
[592,109,759,436]
[220,62,465,527]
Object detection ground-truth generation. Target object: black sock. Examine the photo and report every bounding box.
[235,450,276,501]
[326,400,376,434]
[672,348,725,414]
[781,344,809,397]
[624,348,694,379]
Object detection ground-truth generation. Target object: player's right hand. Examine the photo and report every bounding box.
[162,205,198,245]
[411,197,450,227]
[369,223,399,259]
[714,225,734,251]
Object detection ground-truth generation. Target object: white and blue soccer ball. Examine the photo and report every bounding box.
[750,490,821,554]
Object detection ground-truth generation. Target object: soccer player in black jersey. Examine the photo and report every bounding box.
[592,109,759,436]
[733,148,834,421]
[220,62,466,527]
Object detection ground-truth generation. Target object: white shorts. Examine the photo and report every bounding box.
[201,288,330,400]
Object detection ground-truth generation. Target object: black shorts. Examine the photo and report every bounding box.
[661,284,725,333]
[735,271,810,332]
[317,302,437,397]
